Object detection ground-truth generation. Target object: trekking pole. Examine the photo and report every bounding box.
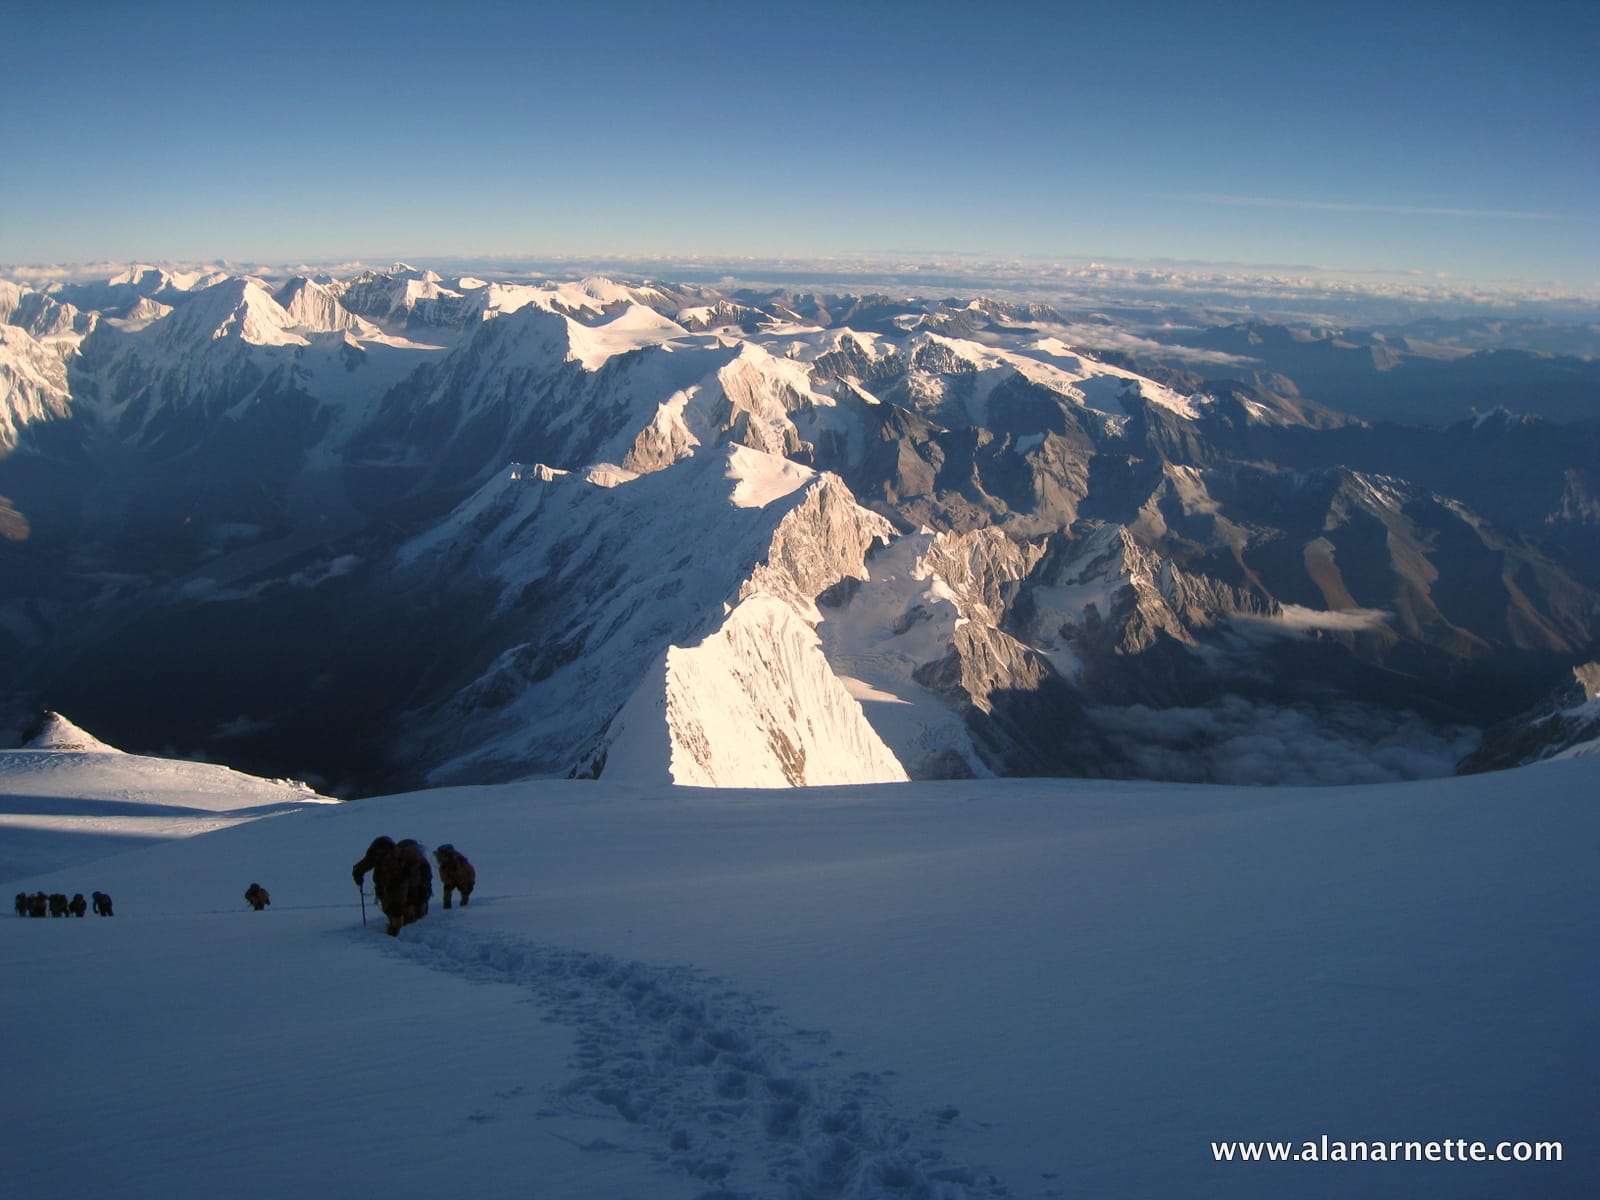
[359,882,367,926]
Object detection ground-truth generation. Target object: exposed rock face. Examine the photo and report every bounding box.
[910,620,1092,775]
[1458,663,1600,773]
[741,474,896,618]
[674,300,764,331]
[814,526,1076,777]
[814,519,1281,777]
[0,324,73,452]
[0,289,95,340]
[1025,524,1276,657]
[1577,663,1600,702]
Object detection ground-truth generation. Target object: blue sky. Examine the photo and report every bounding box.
[2,0,1595,287]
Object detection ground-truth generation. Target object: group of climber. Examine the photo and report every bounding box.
[15,890,112,918]
[15,840,475,936]
[351,837,476,937]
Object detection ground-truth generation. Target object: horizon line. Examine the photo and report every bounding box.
[2,251,1596,304]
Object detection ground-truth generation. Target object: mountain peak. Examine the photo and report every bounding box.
[22,711,122,753]
[104,264,172,293]
[153,277,306,349]
[274,276,377,336]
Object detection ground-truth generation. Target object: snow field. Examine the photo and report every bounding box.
[0,746,333,881]
[5,889,689,1200]
[395,921,997,1197]
[4,757,1598,1198]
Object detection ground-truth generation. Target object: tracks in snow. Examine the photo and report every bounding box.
[368,918,1008,1200]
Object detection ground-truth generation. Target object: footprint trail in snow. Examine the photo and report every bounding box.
[372,920,1010,1199]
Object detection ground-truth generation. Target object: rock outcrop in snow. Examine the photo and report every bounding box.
[1457,662,1600,773]
[22,711,121,752]
[1023,524,1277,660]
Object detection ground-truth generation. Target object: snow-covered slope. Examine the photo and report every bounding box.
[0,284,96,341]
[151,276,309,350]
[604,594,909,787]
[333,262,470,328]
[0,322,73,451]
[4,759,1595,1199]
[274,275,382,337]
[0,713,335,879]
[397,444,902,786]
[21,710,120,751]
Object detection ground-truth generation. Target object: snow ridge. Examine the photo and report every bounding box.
[275,276,381,337]
[605,596,910,788]
[152,277,307,349]
[384,920,1003,1200]
[0,324,73,451]
[401,446,906,788]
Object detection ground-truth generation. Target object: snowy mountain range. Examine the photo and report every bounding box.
[1,263,1596,793]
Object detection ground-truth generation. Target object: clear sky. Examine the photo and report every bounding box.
[2,0,1595,288]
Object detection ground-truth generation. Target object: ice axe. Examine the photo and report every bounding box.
[358,880,367,926]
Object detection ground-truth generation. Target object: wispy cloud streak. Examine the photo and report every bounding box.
[1190,194,1562,221]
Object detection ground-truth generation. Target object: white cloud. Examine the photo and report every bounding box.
[1051,324,1260,368]
[1233,606,1393,636]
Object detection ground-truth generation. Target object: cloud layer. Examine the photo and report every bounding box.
[1090,695,1478,787]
